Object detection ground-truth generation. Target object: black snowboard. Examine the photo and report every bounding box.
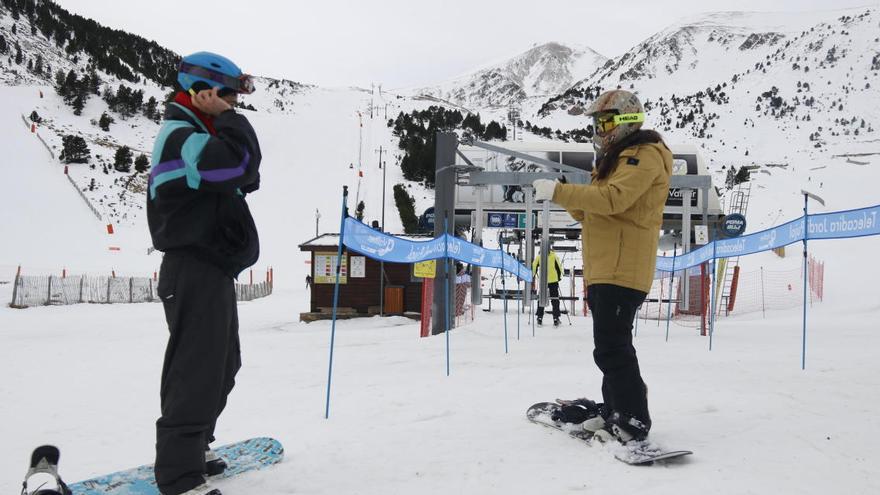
[527,401,693,465]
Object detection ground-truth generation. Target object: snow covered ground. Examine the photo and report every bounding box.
[1,274,879,494]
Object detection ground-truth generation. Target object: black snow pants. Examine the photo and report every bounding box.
[586,283,650,430]
[536,282,561,320]
[154,251,241,495]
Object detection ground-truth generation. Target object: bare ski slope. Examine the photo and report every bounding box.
[0,86,126,275]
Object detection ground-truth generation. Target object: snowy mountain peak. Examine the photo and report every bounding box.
[410,41,608,110]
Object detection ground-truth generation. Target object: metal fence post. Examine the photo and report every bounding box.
[11,265,21,307]
[46,275,52,306]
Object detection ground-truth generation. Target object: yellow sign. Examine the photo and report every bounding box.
[414,260,437,279]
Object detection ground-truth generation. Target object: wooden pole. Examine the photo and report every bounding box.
[11,265,21,307]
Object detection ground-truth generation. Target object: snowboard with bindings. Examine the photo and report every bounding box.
[527,402,692,465]
[65,437,284,495]
[22,445,72,495]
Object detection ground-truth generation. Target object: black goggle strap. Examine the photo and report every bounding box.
[179,62,255,94]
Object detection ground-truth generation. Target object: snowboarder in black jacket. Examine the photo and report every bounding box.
[148,51,260,495]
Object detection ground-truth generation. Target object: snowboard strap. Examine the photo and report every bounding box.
[21,448,71,495]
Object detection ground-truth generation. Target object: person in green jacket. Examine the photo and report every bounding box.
[532,248,563,326]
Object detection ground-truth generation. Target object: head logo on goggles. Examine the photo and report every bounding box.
[593,112,645,133]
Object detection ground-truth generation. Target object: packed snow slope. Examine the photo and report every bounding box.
[0,86,115,275]
[1,281,879,494]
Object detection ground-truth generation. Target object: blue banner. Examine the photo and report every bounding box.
[343,204,879,277]
[655,204,880,272]
[807,205,880,240]
[341,217,533,282]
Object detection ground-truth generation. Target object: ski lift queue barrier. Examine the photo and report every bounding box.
[655,204,880,272]
[341,203,880,283]
[341,217,532,282]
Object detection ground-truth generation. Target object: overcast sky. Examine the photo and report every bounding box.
[53,0,873,89]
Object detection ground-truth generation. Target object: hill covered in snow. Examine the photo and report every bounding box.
[410,41,609,110]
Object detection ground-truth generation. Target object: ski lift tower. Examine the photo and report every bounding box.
[432,133,714,335]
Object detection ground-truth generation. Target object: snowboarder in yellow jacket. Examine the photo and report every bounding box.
[532,89,671,444]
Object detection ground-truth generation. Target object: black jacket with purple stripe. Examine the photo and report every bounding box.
[147,101,261,278]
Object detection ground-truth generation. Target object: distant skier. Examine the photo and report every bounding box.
[532,246,563,326]
[533,89,672,444]
[454,262,471,316]
[148,52,261,495]
[306,274,313,289]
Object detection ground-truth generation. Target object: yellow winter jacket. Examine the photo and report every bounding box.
[532,250,563,284]
[552,142,672,293]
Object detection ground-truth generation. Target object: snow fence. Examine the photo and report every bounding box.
[9,272,272,308]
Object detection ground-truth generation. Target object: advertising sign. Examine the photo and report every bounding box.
[414,260,437,279]
[314,252,347,284]
[722,214,747,238]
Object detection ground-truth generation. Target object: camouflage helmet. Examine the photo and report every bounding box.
[586,90,645,153]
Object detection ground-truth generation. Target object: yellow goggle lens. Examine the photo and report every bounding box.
[593,112,645,133]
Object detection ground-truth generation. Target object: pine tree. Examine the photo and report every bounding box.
[0,35,7,55]
[393,184,419,234]
[99,112,114,132]
[59,135,91,164]
[87,69,101,95]
[62,70,78,104]
[55,69,65,89]
[114,146,133,172]
[144,96,158,120]
[34,54,43,75]
[134,154,150,174]
[15,44,23,65]
[72,94,85,115]
[734,166,750,185]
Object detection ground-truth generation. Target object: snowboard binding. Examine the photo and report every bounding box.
[550,398,605,424]
[21,445,71,495]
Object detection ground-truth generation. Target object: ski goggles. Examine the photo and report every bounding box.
[179,61,256,95]
[592,111,645,134]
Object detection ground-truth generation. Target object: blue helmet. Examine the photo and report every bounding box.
[178,52,255,94]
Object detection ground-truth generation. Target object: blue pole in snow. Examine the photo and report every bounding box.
[502,249,509,354]
[530,274,536,338]
[517,274,522,341]
[325,186,349,419]
[802,196,809,370]
[665,243,678,342]
[444,214,451,376]
[709,229,717,351]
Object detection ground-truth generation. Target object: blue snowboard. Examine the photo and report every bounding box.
[68,437,284,495]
